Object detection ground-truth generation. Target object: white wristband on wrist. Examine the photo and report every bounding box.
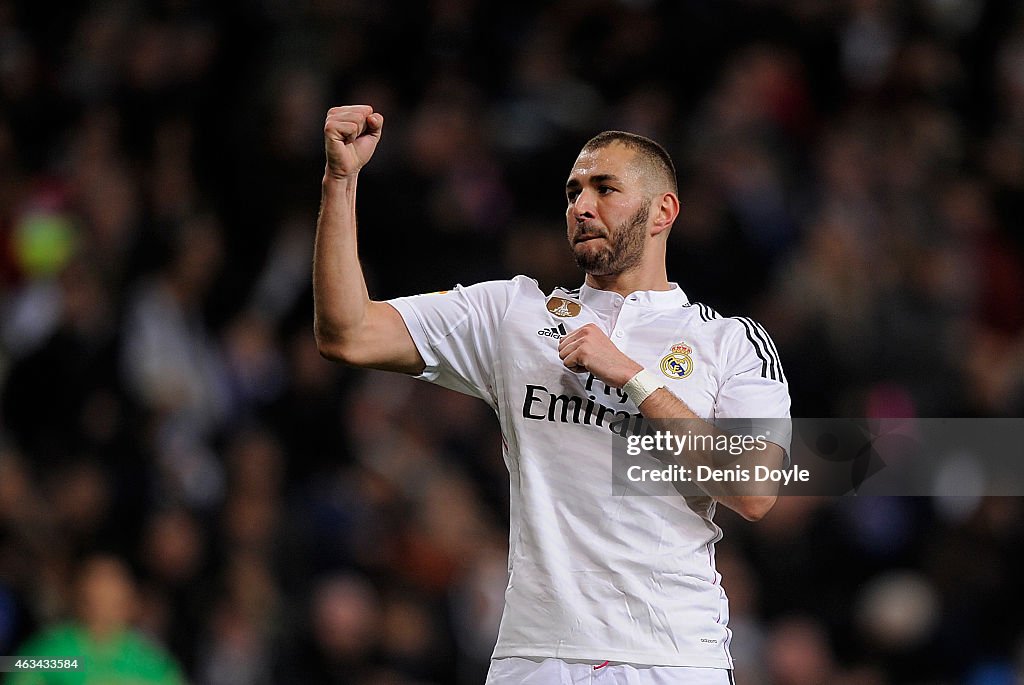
[622,369,666,407]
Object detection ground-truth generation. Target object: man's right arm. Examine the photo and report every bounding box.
[313,105,425,374]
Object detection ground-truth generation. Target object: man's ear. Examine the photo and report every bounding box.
[650,192,680,237]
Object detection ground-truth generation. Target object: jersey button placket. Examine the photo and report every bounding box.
[613,299,629,339]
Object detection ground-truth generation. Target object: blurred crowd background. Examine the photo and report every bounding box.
[1,0,1023,683]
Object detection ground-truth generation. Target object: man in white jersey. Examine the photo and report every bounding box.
[313,105,791,684]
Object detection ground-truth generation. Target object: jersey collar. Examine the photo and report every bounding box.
[578,282,690,310]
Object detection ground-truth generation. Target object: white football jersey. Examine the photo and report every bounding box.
[388,276,790,667]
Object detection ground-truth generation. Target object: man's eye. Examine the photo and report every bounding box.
[567,192,579,202]
[598,186,614,194]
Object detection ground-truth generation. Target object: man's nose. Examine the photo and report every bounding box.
[572,190,596,219]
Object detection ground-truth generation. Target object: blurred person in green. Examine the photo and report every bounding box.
[5,554,185,685]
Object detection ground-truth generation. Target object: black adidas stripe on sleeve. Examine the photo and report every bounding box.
[736,316,786,382]
[696,303,720,322]
[748,318,787,383]
[737,317,770,376]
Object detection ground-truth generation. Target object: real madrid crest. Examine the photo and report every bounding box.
[660,341,694,379]
[546,297,582,318]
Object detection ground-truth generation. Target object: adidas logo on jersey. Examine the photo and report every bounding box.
[537,323,568,340]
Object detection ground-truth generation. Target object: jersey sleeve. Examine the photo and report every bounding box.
[387,277,522,407]
[714,318,792,457]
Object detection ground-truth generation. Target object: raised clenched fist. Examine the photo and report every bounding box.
[323,105,384,180]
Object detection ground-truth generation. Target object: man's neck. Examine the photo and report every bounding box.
[583,270,672,297]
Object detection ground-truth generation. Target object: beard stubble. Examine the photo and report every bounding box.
[571,203,650,276]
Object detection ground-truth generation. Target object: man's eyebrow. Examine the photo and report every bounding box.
[565,173,622,190]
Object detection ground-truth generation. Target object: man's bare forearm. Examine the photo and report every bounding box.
[638,388,783,521]
[313,174,369,356]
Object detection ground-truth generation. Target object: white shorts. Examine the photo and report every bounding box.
[485,657,735,685]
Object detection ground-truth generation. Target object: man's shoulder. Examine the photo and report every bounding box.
[456,274,540,295]
[391,275,537,303]
[462,275,543,309]
[684,301,786,380]
[681,301,782,356]
[679,300,742,337]
[682,301,773,335]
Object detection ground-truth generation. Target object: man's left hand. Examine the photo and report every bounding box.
[558,323,643,388]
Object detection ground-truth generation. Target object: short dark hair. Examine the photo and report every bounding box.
[582,131,678,195]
